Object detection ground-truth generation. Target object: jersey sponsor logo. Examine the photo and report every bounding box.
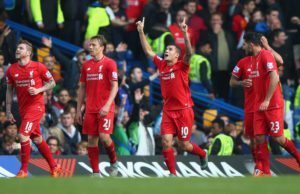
[46,71,52,78]
[87,73,103,81]
[249,70,259,78]
[161,72,176,80]
[267,62,274,69]
[233,66,240,73]
[112,72,118,79]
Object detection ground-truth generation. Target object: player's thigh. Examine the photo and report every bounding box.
[83,113,98,135]
[265,108,284,137]
[244,113,254,138]
[253,111,268,136]
[161,111,177,136]
[98,111,114,134]
[175,108,194,141]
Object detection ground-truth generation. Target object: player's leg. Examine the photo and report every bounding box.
[176,108,207,169]
[83,113,100,174]
[269,109,300,166]
[98,112,118,176]
[162,134,176,176]
[17,133,31,177]
[254,112,270,176]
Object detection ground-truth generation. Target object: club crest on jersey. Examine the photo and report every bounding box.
[29,70,34,78]
[14,74,19,77]
[267,62,274,69]
[233,66,240,73]
[99,65,103,72]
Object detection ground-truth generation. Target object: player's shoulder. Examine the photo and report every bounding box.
[103,56,117,65]
[238,56,251,65]
[261,49,272,56]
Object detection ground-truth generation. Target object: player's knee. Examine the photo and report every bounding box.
[99,133,112,146]
[19,134,30,142]
[178,141,189,151]
[162,139,172,149]
[32,136,42,145]
[273,136,286,146]
[87,135,99,147]
[255,135,265,144]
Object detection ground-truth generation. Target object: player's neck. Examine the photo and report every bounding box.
[253,47,262,56]
[93,54,104,61]
[18,58,31,66]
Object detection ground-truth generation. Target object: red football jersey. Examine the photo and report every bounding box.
[6,61,53,117]
[153,55,194,111]
[232,56,255,113]
[80,56,118,113]
[252,49,284,111]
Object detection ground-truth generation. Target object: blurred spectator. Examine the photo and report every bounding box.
[43,92,59,128]
[30,0,64,36]
[232,0,255,47]
[48,126,66,153]
[127,89,155,156]
[199,0,221,27]
[42,37,87,96]
[169,9,196,57]
[1,135,20,155]
[201,12,236,100]
[208,118,234,156]
[60,0,86,45]
[0,65,6,107]
[184,0,207,43]
[190,122,208,147]
[2,121,18,140]
[84,0,111,42]
[189,40,214,97]
[0,110,6,136]
[248,9,268,33]
[57,111,81,154]
[0,13,16,64]
[46,136,62,155]
[43,55,63,86]
[76,141,88,155]
[227,0,242,18]
[52,88,71,117]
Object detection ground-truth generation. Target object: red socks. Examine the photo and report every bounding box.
[37,140,56,170]
[162,148,176,175]
[256,142,270,174]
[88,147,100,173]
[105,142,117,164]
[190,143,206,158]
[251,146,262,171]
[282,138,300,163]
[20,140,31,172]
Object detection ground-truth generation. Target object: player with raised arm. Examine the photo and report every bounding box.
[6,40,62,178]
[137,17,208,176]
[230,35,283,176]
[76,35,119,176]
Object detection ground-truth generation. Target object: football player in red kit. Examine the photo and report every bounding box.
[137,17,208,176]
[6,40,62,177]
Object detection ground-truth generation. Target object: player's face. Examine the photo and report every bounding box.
[164,45,179,62]
[58,90,70,105]
[242,42,254,55]
[89,39,104,57]
[61,114,73,127]
[15,43,31,60]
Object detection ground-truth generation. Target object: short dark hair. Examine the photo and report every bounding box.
[17,39,33,57]
[270,29,284,41]
[185,0,198,6]
[244,31,263,46]
[3,121,17,130]
[266,8,279,15]
[129,66,142,75]
[243,0,254,6]
[166,43,181,56]
[212,118,225,129]
[90,35,107,47]
[211,12,223,21]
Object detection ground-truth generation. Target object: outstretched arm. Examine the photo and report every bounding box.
[261,36,284,66]
[180,17,193,64]
[136,17,156,60]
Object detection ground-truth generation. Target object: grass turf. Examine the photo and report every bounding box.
[0,176,299,194]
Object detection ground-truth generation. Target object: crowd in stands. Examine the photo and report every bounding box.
[0,0,300,156]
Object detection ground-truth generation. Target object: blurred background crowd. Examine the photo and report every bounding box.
[0,0,300,157]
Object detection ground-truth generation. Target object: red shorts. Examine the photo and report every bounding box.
[244,112,254,138]
[83,112,114,135]
[254,108,284,137]
[20,111,43,138]
[161,108,194,141]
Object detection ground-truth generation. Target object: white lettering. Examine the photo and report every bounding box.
[221,162,244,177]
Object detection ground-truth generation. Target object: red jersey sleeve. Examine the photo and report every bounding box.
[6,67,14,85]
[232,61,243,78]
[39,63,53,82]
[107,60,118,81]
[153,55,164,70]
[261,51,277,73]
[80,64,87,83]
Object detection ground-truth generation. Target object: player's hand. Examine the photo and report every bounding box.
[76,111,83,125]
[28,87,41,95]
[241,79,252,87]
[136,17,145,32]
[7,112,16,123]
[259,100,270,111]
[42,37,53,48]
[261,36,271,50]
[179,17,188,33]
[100,104,110,117]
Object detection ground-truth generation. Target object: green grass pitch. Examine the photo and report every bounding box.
[0,176,299,194]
